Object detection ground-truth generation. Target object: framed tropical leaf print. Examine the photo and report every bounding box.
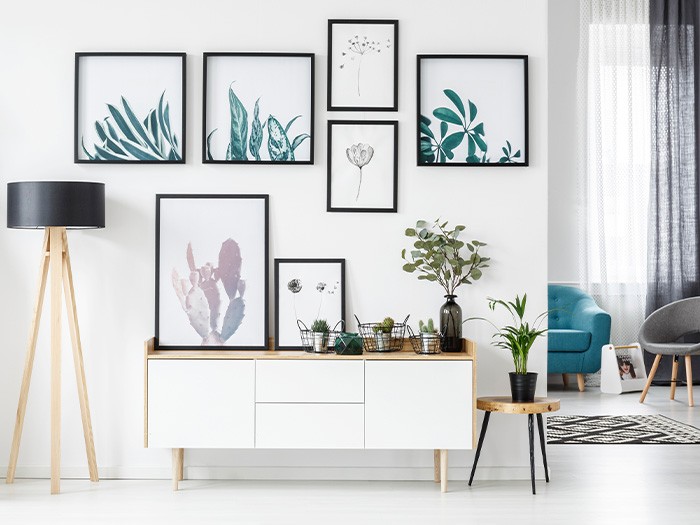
[417,55,528,167]
[203,53,314,164]
[75,52,186,163]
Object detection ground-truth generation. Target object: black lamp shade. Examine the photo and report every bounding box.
[7,181,105,229]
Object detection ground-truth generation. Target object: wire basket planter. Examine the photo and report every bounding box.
[407,326,442,355]
[355,315,410,353]
[297,320,344,354]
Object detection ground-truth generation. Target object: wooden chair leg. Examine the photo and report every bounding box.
[440,449,448,493]
[433,449,440,483]
[562,374,569,388]
[640,354,662,403]
[576,374,585,392]
[670,356,679,400]
[172,448,183,491]
[685,356,694,407]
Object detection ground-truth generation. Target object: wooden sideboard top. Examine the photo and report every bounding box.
[144,337,475,361]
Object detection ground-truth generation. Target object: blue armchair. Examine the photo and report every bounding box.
[548,285,611,391]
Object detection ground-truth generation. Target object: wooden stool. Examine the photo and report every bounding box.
[468,397,560,494]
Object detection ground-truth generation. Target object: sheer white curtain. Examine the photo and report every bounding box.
[577,0,651,344]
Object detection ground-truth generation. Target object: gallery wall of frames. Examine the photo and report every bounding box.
[0,0,548,479]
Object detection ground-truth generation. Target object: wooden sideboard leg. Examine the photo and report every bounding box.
[179,449,184,481]
[440,449,448,493]
[433,449,440,483]
[172,448,183,491]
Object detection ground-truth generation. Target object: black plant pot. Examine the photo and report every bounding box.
[509,372,538,403]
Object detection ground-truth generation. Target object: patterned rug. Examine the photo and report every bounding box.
[547,415,700,445]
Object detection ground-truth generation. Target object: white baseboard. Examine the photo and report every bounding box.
[2,465,546,481]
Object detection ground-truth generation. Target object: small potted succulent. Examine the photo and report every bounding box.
[372,316,395,351]
[467,294,548,402]
[310,319,330,353]
[418,318,441,354]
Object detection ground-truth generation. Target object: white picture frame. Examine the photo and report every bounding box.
[600,344,648,394]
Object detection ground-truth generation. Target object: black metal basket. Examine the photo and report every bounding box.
[355,315,409,352]
[407,326,442,355]
[297,320,344,354]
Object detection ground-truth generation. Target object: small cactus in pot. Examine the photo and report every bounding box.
[373,316,395,351]
[418,318,441,354]
[310,319,330,353]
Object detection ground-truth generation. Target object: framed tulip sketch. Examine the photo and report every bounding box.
[327,120,398,213]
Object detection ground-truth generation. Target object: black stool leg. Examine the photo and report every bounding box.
[528,414,536,494]
[468,411,491,486]
[536,413,549,482]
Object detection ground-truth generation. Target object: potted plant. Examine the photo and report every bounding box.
[418,318,441,354]
[310,319,330,353]
[467,294,548,402]
[372,316,394,351]
[402,219,490,352]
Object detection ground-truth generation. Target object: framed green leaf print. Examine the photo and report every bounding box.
[203,53,314,164]
[417,55,528,167]
[75,52,186,163]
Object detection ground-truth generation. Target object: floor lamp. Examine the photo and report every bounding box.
[5,181,105,494]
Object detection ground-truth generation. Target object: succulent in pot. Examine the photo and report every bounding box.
[418,318,441,354]
[310,319,330,353]
[372,316,395,351]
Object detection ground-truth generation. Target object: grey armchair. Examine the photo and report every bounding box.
[638,297,700,406]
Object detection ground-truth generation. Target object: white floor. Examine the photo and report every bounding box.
[2,385,700,524]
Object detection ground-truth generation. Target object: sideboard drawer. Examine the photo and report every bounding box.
[256,360,364,403]
[255,403,364,448]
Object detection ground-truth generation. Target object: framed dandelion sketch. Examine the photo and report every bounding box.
[327,120,398,213]
[75,52,186,163]
[274,259,346,350]
[328,19,398,111]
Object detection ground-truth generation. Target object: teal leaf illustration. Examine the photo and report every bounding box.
[472,122,485,136]
[249,98,263,161]
[227,83,248,160]
[433,107,462,126]
[94,143,129,161]
[284,115,302,134]
[441,132,465,157]
[291,133,310,151]
[121,96,163,158]
[106,103,140,144]
[94,121,108,143]
[267,115,293,161]
[440,121,448,139]
[444,89,465,118]
[420,119,435,140]
[81,138,95,160]
[119,139,161,160]
[469,100,477,121]
[206,129,217,161]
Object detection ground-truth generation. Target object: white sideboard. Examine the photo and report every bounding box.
[144,338,476,491]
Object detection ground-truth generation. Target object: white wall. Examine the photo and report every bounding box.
[548,0,580,283]
[0,0,548,481]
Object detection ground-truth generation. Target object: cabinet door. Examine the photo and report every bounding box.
[148,360,255,448]
[365,361,472,449]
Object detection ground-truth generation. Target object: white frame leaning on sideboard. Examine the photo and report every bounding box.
[144,337,476,492]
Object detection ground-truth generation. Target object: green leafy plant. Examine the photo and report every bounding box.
[82,91,181,161]
[418,318,437,334]
[402,219,489,295]
[419,89,519,164]
[467,294,548,374]
[206,84,310,161]
[311,319,330,333]
[372,317,395,334]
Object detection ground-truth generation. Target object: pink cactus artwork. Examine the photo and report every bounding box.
[171,239,246,345]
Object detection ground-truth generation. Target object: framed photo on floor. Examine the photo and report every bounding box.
[156,194,269,350]
[600,344,648,394]
[203,53,314,164]
[417,54,528,167]
[275,259,345,350]
[328,19,398,111]
[327,120,398,213]
[75,52,186,163]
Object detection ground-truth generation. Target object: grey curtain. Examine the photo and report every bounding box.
[646,0,700,382]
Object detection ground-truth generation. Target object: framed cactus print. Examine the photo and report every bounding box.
[75,52,186,163]
[327,120,398,213]
[417,55,528,167]
[155,195,269,350]
[328,19,398,111]
[274,259,346,350]
[203,53,314,164]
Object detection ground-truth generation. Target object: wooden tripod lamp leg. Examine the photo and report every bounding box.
[62,231,98,482]
[50,227,64,495]
[6,231,50,484]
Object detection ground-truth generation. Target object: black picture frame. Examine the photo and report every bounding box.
[274,258,346,350]
[202,52,315,164]
[328,19,399,112]
[74,52,186,164]
[327,120,398,213]
[417,54,529,167]
[155,194,269,350]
